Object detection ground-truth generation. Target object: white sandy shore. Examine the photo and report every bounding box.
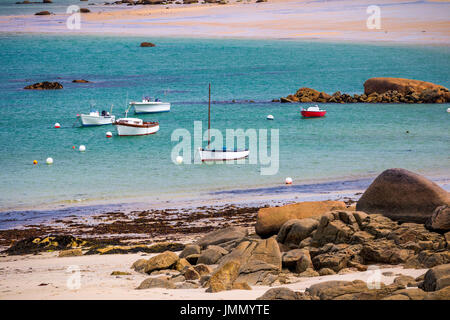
[0,0,449,44]
[0,251,427,300]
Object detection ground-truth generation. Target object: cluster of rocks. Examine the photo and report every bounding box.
[279,77,450,104]
[128,168,449,299]
[24,81,63,89]
[257,264,450,300]
[132,226,272,291]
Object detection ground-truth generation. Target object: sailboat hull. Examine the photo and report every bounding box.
[198,148,249,161]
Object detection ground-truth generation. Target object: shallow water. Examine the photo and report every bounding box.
[0,35,449,216]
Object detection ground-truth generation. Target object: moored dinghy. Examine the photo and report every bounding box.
[114,118,159,136]
[198,84,249,162]
[300,105,327,118]
[130,96,171,114]
[78,107,115,126]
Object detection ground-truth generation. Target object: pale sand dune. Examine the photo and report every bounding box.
[0,251,427,300]
[0,0,449,43]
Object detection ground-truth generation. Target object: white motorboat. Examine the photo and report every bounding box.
[130,97,170,114]
[114,118,159,136]
[198,84,249,162]
[78,106,115,126]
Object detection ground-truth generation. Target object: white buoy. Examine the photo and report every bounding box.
[267,115,274,120]
[79,145,86,152]
[285,177,293,185]
[54,123,61,128]
[106,131,112,138]
[46,157,53,165]
[176,156,183,164]
[447,108,450,113]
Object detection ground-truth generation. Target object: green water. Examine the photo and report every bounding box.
[0,34,449,212]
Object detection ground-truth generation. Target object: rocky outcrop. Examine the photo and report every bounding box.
[195,226,248,249]
[356,168,450,224]
[256,200,346,238]
[420,264,450,292]
[137,276,176,289]
[24,81,62,90]
[206,237,282,290]
[426,205,450,232]
[256,287,308,300]
[179,244,201,258]
[206,260,241,292]
[276,218,318,248]
[275,208,446,272]
[197,245,228,265]
[72,79,91,83]
[35,11,52,15]
[364,77,449,96]
[133,251,179,274]
[140,42,156,47]
[279,78,450,104]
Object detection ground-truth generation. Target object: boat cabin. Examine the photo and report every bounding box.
[118,118,143,125]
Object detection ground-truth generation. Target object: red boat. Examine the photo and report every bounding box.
[301,105,327,118]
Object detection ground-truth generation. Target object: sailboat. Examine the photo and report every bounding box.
[198,84,249,162]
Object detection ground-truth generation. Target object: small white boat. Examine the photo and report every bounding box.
[78,110,115,126]
[114,118,159,136]
[198,84,249,162]
[130,97,170,114]
[198,147,249,161]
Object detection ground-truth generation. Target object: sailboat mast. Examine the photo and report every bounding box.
[208,83,211,146]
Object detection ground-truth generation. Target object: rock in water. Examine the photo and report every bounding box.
[140,42,156,47]
[35,11,51,15]
[256,200,346,238]
[72,79,91,83]
[364,77,449,95]
[24,81,63,90]
[356,168,450,224]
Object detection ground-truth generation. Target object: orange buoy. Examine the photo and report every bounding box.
[33,160,38,165]
[72,146,76,150]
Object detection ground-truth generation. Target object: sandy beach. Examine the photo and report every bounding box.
[0,0,449,43]
[0,250,428,299]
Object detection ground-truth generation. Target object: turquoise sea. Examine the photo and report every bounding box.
[0,35,449,221]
